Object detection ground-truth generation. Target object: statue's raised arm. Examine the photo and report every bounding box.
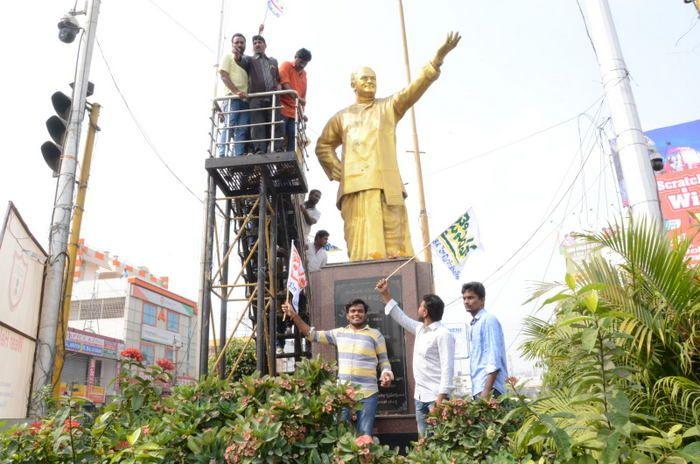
[431,31,461,69]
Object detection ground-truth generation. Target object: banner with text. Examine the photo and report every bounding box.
[645,119,700,263]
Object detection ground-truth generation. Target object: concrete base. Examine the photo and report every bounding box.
[309,258,433,435]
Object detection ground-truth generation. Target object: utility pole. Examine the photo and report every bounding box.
[32,0,101,403]
[198,0,227,377]
[397,0,432,263]
[585,0,662,225]
[51,103,101,398]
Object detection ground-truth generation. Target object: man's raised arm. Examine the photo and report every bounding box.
[376,279,420,335]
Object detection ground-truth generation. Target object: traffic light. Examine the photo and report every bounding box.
[41,91,72,176]
[40,82,93,176]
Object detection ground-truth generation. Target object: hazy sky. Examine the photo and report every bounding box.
[2,1,699,374]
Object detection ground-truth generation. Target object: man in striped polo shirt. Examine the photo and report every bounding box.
[281,299,393,436]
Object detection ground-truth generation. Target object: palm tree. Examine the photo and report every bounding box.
[514,218,699,461]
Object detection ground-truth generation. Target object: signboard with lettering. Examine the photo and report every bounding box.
[131,284,194,317]
[333,276,408,414]
[141,324,183,346]
[65,329,123,360]
[0,203,46,419]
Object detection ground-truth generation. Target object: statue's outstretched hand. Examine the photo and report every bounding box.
[434,31,461,66]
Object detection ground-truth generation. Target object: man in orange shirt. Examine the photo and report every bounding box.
[279,48,312,152]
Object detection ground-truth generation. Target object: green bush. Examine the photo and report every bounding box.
[208,336,257,381]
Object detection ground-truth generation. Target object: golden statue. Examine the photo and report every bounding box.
[315,32,461,261]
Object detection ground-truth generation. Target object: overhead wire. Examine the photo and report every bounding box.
[575,0,600,64]
[95,38,204,204]
[427,94,606,176]
[480,105,607,285]
[146,0,216,54]
[440,107,610,315]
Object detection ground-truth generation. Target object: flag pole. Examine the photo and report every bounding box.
[384,240,433,282]
[397,0,432,263]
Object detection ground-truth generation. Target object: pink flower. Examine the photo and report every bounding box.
[120,348,144,362]
[354,434,373,447]
[506,376,519,385]
[156,358,175,371]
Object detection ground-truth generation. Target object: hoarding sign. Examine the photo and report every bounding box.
[0,202,46,419]
[646,120,700,263]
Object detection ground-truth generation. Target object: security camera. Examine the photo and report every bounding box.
[650,150,664,172]
[57,14,80,43]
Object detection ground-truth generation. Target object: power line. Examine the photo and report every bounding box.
[146,0,216,54]
[440,108,610,314]
[575,0,600,64]
[481,109,608,284]
[95,38,204,204]
[428,95,605,176]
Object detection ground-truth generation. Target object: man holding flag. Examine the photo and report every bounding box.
[281,298,393,436]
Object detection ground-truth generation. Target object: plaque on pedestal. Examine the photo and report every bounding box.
[309,258,434,435]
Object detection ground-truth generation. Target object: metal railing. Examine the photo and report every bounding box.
[210,89,308,158]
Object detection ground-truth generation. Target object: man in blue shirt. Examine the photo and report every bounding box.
[462,282,508,399]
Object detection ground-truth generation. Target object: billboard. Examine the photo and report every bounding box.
[0,202,47,419]
[645,120,700,263]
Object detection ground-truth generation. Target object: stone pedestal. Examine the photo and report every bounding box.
[309,258,434,436]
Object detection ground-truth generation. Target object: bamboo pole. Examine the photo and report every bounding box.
[51,104,101,398]
[397,0,432,263]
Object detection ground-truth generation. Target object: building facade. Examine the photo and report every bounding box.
[60,328,124,404]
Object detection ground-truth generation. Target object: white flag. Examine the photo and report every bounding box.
[431,208,482,279]
[287,241,307,311]
[267,0,285,17]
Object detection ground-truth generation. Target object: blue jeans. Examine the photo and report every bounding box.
[415,399,435,437]
[218,98,250,157]
[342,394,378,436]
[282,116,296,152]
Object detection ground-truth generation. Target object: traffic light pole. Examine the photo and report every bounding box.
[31,0,101,409]
[50,103,101,398]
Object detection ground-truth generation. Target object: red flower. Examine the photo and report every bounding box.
[156,358,175,371]
[29,421,43,435]
[354,434,373,447]
[63,418,80,432]
[120,348,144,362]
[114,440,130,450]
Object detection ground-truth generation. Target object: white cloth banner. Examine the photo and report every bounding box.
[287,241,307,311]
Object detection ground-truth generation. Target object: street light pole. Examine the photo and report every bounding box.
[585,0,662,225]
[32,0,101,407]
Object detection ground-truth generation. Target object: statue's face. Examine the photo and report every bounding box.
[351,67,376,98]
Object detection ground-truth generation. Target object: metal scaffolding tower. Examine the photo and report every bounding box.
[198,90,312,378]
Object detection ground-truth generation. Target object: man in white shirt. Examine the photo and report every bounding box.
[376,278,455,436]
[307,230,328,272]
[300,189,322,242]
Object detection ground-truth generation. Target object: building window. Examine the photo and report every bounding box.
[167,311,179,333]
[141,343,155,365]
[164,346,174,362]
[143,303,157,326]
